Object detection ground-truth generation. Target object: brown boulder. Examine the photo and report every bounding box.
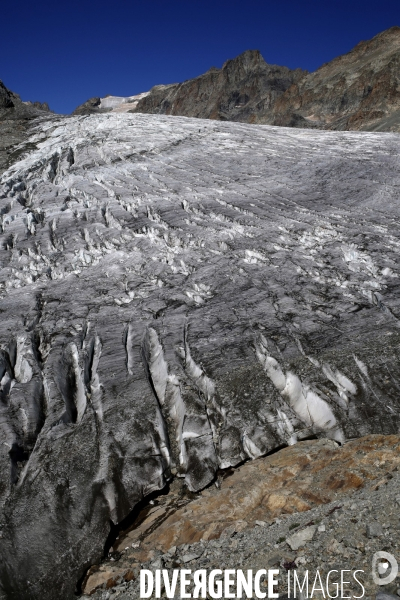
[117,434,400,561]
[82,565,137,596]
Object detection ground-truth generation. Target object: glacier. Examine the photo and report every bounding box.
[0,113,399,598]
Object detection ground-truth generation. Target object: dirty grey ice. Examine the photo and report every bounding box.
[0,113,399,599]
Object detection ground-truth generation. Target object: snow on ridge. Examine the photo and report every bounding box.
[99,91,150,112]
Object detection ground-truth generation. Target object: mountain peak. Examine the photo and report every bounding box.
[72,26,400,132]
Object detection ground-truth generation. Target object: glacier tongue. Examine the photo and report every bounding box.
[0,112,400,598]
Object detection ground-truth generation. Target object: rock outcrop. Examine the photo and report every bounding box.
[81,434,400,597]
[81,440,400,600]
[72,97,105,116]
[110,434,400,560]
[0,112,400,598]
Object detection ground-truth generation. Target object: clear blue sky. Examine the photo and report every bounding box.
[1,0,399,115]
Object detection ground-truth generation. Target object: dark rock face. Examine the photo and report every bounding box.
[0,113,400,598]
[124,27,400,132]
[132,50,306,122]
[0,80,50,119]
[0,81,14,109]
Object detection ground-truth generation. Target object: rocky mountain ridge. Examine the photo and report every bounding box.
[126,50,306,123]
[72,49,306,122]
[271,25,400,131]
[73,26,400,132]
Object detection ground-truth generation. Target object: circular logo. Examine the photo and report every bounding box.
[372,551,398,585]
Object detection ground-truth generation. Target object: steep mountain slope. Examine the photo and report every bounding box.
[0,113,400,598]
[272,26,400,131]
[74,26,400,132]
[0,79,52,176]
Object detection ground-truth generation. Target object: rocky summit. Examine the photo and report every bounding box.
[75,26,400,133]
[0,111,400,598]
